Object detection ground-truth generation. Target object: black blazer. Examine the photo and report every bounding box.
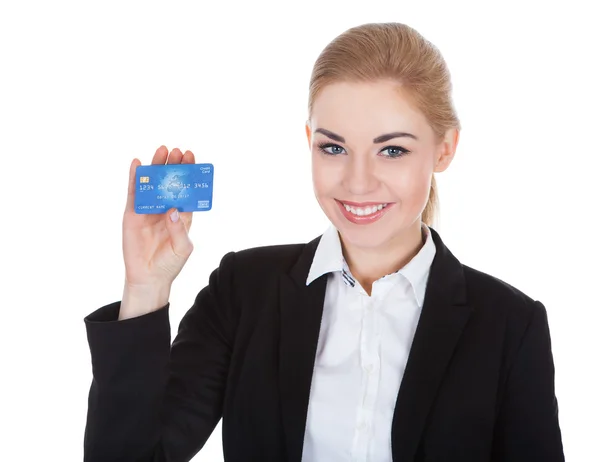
[84,226,564,461]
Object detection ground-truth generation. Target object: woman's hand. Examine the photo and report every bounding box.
[119,146,196,319]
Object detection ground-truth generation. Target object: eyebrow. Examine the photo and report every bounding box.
[373,131,419,143]
[314,128,418,143]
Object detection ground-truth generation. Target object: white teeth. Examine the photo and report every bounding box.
[342,203,388,217]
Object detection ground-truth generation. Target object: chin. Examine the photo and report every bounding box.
[338,221,400,249]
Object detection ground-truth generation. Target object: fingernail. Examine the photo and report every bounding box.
[170,210,179,222]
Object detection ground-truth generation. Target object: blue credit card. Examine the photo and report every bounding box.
[134,163,214,214]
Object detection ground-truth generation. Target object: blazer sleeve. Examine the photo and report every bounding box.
[83,251,238,462]
[492,299,565,461]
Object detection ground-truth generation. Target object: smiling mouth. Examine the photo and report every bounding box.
[337,200,390,217]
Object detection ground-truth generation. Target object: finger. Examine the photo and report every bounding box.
[151,145,169,165]
[167,147,183,164]
[165,208,194,259]
[180,211,193,233]
[182,149,196,164]
[125,157,142,212]
[180,150,195,231]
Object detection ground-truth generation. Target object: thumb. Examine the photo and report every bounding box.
[166,208,194,259]
[125,158,141,213]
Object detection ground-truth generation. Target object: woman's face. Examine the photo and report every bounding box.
[308,79,458,250]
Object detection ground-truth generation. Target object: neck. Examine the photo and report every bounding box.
[340,221,425,295]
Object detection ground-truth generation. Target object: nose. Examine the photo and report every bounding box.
[342,154,379,196]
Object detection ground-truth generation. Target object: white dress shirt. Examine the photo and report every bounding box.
[301,222,436,462]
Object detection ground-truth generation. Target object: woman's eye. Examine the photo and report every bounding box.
[381,146,409,158]
[319,143,346,155]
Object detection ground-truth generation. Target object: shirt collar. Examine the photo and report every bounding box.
[306,222,436,307]
[306,224,345,284]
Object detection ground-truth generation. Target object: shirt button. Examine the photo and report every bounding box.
[357,422,370,432]
[364,364,374,373]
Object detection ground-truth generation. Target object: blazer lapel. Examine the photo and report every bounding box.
[278,236,327,462]
[391,226,473,461]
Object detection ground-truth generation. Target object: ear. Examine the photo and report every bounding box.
[434,128,460,173]
[305,122,312,149]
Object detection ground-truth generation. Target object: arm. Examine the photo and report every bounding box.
[491,300,565,461]
[84,251,238,462]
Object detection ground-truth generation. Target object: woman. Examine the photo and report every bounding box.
[84,22,564,461]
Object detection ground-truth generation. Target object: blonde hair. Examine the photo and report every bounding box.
[308,22,461,227]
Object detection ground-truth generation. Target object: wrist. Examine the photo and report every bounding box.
[120,281,171,320]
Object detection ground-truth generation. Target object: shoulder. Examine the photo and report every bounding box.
[214,239,317,288]
[234,241,310,272]
[460,263,548,337]
[462,264,536,307]
[429,225,544,326]
[208,240,318,319]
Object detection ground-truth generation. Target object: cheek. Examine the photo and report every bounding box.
[311,156,324,194]
[311,154,338,195]
[384,161,432,202]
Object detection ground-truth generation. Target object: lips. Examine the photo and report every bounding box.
[335,199,394,225]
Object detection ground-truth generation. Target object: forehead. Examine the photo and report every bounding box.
[311,80,431,142]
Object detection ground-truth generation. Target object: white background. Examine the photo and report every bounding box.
[1,0,599,460]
